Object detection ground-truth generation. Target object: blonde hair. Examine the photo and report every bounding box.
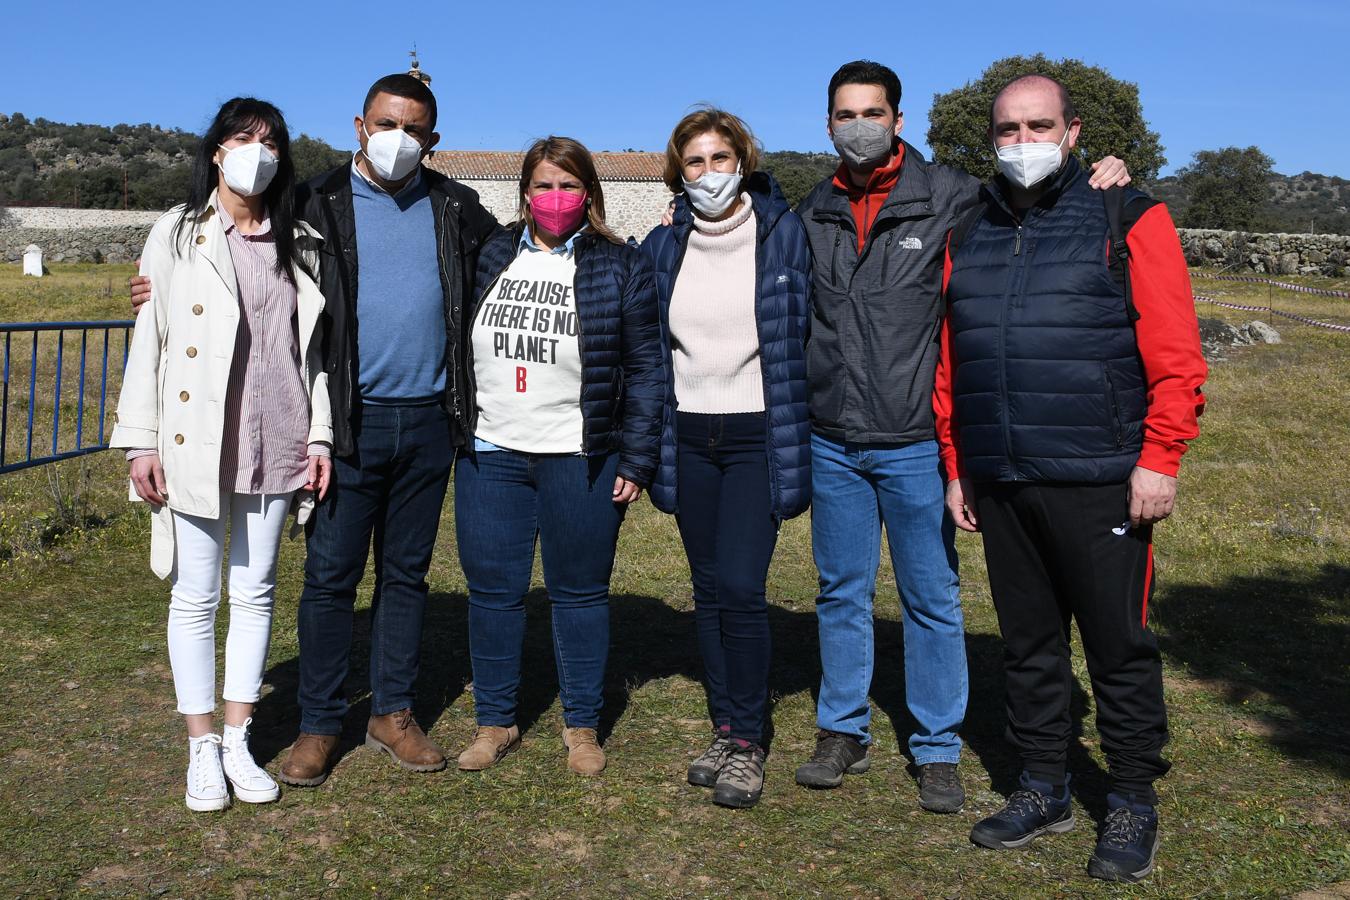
[516,136,621,245]
[663,106,761,194]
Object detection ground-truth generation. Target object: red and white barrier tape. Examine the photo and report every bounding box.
[1191,272,1350,298]
[1193,294,1350,333]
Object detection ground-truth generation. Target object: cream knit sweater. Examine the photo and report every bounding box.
[668,194,764,414]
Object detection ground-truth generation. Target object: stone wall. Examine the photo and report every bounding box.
[1177,228,1350,277]
[1,207,162,264]
[8,202,1349,275]
[2,184,676,266]
[3,208,163,229]
[2,225,154,264]
[462,180,673,241]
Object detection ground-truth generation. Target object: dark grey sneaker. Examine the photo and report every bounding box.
[970,773,1074,850]
[713,744,766,809]
[1087,794,1160,883]
[795,729,870,789]
[917,762,965,813]
[687,733,734,788]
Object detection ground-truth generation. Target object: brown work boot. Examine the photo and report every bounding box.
[365,709,447,772]
[563,727,606,776]
[278,732,340,787]
[456,725,520,771]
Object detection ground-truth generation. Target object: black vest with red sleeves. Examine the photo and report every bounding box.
[946,157,1148,484]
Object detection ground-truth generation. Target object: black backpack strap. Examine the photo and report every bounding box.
[1103,185,1139,322]
[1104,187,1161,323]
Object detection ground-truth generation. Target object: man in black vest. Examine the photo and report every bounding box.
[935,74,1207,882]
[793,59,1132,815]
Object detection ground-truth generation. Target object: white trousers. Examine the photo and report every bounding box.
[168,492,293,715]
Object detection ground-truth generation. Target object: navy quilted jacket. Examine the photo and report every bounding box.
[468,225,666,486]
[641,171,813,521]
[946,157,1147,484]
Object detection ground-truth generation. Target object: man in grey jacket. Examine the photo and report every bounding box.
[793,60,1129,813]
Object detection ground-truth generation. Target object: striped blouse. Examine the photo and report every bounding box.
[216,209,313,494]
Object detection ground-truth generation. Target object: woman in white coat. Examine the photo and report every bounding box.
[112,98,332,812]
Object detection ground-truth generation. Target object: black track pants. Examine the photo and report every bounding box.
[974,481,1170,803]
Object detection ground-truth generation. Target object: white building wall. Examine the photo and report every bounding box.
[460,180,674,242]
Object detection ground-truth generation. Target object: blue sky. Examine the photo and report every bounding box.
[3,0,1347,178]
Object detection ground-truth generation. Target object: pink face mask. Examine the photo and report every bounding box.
[529,190,588,236]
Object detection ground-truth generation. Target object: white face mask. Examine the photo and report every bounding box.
[682,167,743,219]
[217,142,278,197]
[995,127,1071,189]
[362,124,424,182]
[831,117,895,169]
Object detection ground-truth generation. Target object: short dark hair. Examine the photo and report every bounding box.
[828,60,902,115]
[990,74,1078,129]
[363,74,438,131]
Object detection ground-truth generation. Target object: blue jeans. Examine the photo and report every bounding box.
[454,449,625,729]
[810,434,966,764]
[296,403,453,735]
[675,412,778,746]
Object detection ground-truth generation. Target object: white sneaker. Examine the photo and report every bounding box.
[186,733,230,812]
[221,718,279,804]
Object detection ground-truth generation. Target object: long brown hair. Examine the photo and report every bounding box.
[662,106,761,194]
[516,136,622,245]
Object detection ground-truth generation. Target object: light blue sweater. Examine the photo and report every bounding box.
[351,167,446,404]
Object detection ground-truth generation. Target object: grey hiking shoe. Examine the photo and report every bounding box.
[688,733,734,787]
[795,730,870,788]
[917,762,965,813]
[713,744,766,809]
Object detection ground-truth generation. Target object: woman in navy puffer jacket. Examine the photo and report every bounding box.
[641,108,811,809]
[453,136,665,780]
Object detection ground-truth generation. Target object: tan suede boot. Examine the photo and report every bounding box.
[278,733,340,787]
[563,727,606,776]
[365,710,446,772]
[456,725,521,771]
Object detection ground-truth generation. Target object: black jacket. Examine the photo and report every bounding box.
[295,163,503,457]
[798,141,980,444]
[468,225,666,486]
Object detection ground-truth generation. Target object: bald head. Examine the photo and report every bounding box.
[991,75,1076,132]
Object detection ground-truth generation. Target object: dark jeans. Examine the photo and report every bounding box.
[974,480,1170,803]
[675,412,778,745]
[296,403,453,735]
[454,449,625,730]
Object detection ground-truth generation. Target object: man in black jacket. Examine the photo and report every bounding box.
[793,60,1130,814]
[130,74,504,784]
[276,74,503,786]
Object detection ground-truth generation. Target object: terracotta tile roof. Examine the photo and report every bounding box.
[423,150,665,182]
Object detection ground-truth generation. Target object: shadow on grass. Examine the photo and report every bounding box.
[249,593,473,766]
[1156,562,1350,777]
[248,585,1107,817]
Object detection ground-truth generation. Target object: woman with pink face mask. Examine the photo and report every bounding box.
[452,136,665,777]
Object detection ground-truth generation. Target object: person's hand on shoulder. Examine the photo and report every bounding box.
[1088,156,1131,189]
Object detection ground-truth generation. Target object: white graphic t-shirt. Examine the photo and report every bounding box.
[471,245,583,453]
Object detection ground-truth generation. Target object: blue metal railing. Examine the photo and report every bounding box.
[0,321,134,475]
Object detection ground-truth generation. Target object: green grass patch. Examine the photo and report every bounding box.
[0,266,1347,897]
